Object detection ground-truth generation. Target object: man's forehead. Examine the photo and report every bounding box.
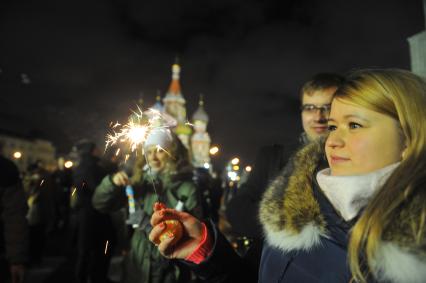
[302,88,336,105]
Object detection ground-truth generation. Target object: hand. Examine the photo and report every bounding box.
[149,202,204,259]
[112,171,129,186]
[10,264,25,283]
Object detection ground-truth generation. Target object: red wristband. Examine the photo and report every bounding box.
[185,222,212,264]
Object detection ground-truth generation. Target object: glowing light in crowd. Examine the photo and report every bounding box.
[13,151,22,159]
[204,163,210,169]
[104,240,109,255]
[233,165,239,171]
[209,146,219,155]
[245,166,252,172]
[106,107,173,155]
[64,161,73,168]
[228,171,238,181]
[231,157,239,165]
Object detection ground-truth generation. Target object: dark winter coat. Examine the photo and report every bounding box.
[93,169,202,283]
[225,142,298,239]
[259,140,426,283]
[0,156,29,264]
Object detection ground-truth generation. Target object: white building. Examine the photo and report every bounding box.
[0,130,56,172]
[152,62,213,169]
[408,0,426,79]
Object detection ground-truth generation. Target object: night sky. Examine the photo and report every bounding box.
[0,0,424,167]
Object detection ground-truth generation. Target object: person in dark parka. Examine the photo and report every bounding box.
[0,154,29,283]
[224,73,343,277]
[71,140,113,283]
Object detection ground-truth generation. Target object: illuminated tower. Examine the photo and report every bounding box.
[191,95,211,168]
[163,62,192,147]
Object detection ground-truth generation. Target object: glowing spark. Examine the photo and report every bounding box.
[40,179,45,186]
[106,108,172,154]
[125,154,130,162]
[155,145,172,158]
[115,148,121,156]
[71,187,77,196]
[104,240,109,254]
[185,121,194,127]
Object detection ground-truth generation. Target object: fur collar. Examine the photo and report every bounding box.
[259,140,426,282]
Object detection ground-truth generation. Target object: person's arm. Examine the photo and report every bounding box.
[92,172,128,213]
[226,145,283,238]
[149,204,256,283]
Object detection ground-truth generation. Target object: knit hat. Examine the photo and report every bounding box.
[144,129,173,151]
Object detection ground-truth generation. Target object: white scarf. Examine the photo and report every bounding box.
[316,163,400,221]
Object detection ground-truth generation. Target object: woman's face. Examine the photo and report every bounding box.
[146,146,170,173]
[326,99,405,176]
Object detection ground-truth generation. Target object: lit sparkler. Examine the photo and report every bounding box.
[104,240,109,255]
[105,107,177,201]
[106,107,174,155]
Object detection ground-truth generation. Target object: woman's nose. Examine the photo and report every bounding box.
[326,131,345,149]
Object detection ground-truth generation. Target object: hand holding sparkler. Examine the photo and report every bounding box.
[149,202,205,259]
[112,171,130,187]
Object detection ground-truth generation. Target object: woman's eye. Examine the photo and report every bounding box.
[328,125,337,131]
[349,122,362,129]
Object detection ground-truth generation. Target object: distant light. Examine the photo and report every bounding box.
[227,171,238,181]
[203,163,210,169]
[236,176,241,181]
[231,158,239,165]
[245,166,252,172]
[209,146,219,155]
[13,151,22,159]
[232,165,239,171]
[64,161,73,168]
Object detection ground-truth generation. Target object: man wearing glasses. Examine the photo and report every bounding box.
[299,73,342,143]
[225,73,344,280]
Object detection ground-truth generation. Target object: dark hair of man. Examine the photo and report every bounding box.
[300,73,345,102]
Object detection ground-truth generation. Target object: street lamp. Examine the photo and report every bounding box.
[209,146,219,155]
[13,151,22,159]
[64,161,73,169]
[231,157,239,165]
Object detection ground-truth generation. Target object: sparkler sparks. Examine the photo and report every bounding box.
[106,108,172,155]
[71,187,77,196]
[40,179,45,186]
[104,240,109,255]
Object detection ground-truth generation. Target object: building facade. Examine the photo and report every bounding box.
[408,0,426,79]
[0,131,56,172]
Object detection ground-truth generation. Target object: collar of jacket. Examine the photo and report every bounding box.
[259,139,426,283]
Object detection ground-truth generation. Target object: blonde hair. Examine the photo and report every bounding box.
[334,69,426,282]
[131,133,192,184]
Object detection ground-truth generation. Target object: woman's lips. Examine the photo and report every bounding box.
[330,155,350,164]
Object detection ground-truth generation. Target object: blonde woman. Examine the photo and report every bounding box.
[149,69,426,283]
[93,129,202,283]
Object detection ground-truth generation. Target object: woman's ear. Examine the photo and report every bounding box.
[401,138,408,160]
[401,149,407,160]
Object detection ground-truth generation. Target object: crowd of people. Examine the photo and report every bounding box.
[1,68,426,283]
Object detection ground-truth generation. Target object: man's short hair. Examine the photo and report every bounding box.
[300,73,344,101]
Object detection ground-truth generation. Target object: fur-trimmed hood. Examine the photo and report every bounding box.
[259,140,426,283]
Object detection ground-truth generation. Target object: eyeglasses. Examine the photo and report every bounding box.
[301,104,331,113]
